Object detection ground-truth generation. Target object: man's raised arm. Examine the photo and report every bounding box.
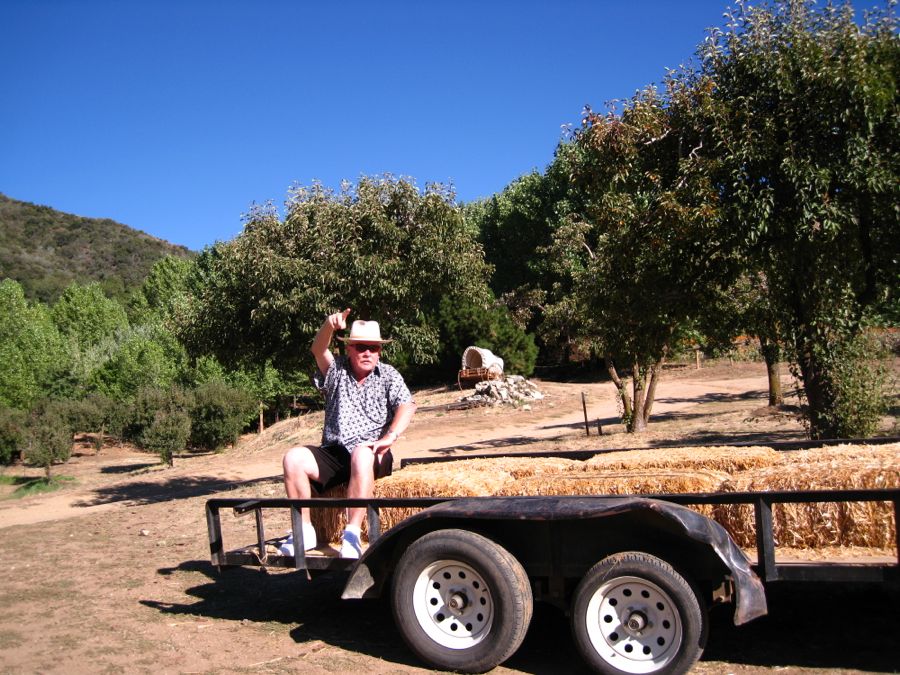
[311,308,351,375]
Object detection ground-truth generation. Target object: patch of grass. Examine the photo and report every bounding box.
[5,475,76,498]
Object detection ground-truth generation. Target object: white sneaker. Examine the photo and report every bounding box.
[277,523,317,556]
[340,529,363,559]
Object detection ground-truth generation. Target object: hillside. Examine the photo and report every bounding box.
[0,193,194,302]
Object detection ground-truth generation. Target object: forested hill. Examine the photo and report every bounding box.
[0,193,194,302]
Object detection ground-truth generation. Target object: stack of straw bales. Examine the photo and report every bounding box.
[310,442,899,549]
[715,443,899,548]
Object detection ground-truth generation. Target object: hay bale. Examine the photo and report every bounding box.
[583,445,779,474]
[714,451,900,548]
[495,469,729,518]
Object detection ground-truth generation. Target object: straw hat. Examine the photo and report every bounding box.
[338,320,392,344]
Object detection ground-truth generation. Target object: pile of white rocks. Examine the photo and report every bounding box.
[459,375,544,408]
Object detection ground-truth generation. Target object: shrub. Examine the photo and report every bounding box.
[189,381,256,451]
[0,406,27,465]
[120,386,192,445]
[25,409,73,478]
[140,410,191,466]
[796,333,890,439]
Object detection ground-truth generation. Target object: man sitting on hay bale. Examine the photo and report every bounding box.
[280,309,417,558]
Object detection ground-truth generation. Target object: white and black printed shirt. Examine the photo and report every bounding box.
[314,355,413,452]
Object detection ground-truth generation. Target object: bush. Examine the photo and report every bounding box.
[120,386,192,445]
[25,410,73,478]
[189,381,256,451]
[139,410,191,466]
[432,296,538,380]
[0,406,27,465]
[798,333,890,439]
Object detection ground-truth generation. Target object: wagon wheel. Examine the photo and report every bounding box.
[571,551,706,675]
[391,529,533,673]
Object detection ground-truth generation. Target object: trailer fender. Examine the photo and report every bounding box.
[343,496,767,625]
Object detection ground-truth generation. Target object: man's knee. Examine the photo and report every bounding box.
[283,446,315,476]
[349,444,376,473]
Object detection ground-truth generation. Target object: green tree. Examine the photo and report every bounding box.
[557,76,733,431]
[0,406,27,465]
[88,324,185,400]
[0,280,69,409]
[431,296,538,379]
[25,409,72,479]
[127,255,194,324]
[51,282,129,350]
[702,0,899,437]
[188,380,256,450]
[176,176,492,372]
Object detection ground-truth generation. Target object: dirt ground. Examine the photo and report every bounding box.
[0,361,897,674]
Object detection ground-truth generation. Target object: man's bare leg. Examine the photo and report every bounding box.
[281,446,321,552]
[346,445,376,528]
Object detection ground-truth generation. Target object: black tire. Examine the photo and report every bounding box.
[391,529,533,673]
[571,551,706,675]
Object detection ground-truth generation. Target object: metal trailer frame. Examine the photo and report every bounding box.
[206,487,900,584]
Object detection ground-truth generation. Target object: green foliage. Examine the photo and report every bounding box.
[25,409,73,479]
[17,475,75,497]
[127,255,194,324]
[141,410,191,466]
[188,381,256,450]
[51,282,129,350]
[432,296,537,379]
[701,0,899,437]
[0,280,70,409]
[87,323,185,400]
[0,406,27,465]
[0,193,193,304]
[119,385,192,446]
[796,333,890,439]
[175,176,492,372]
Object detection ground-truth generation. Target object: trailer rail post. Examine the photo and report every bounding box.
[206,501,225,569]
[367,504,381,544]
[290,505,308,571]
[754,496,778,582]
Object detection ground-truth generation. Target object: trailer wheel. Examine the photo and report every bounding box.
[571,551,705,675]
[391,529,533,673]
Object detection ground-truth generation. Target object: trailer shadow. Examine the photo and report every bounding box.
[142,561,898,673]
[702,581,900,671]
[75,474,281,507]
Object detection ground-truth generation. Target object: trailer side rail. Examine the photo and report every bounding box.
[206,488,899,583]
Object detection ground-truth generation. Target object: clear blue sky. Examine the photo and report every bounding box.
[0,1,879,251]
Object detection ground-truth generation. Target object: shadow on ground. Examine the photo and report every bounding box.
[142,560,899,673]
[74,474,281,507]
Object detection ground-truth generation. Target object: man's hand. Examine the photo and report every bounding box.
[327,308,352,333]
[370,435,394,455]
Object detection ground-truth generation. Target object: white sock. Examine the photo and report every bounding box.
[344,524,361,537]
[302,521,317,548]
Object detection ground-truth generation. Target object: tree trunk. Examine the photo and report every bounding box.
[630,360,647,433]
[794,336,836,439]
[258,403,264,434]
[605,355,633,426]
[759,337,783,406]
[642,359,663,424]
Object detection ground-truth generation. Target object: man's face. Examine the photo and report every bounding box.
[347,342,382,379]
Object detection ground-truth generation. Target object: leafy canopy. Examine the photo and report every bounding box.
[177,175,492,371]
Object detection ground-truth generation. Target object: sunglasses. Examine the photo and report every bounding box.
[350,343,382,353]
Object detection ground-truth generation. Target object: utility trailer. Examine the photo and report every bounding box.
[206,487,899,674]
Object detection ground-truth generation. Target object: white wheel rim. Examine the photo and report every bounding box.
[411,559,494,649]
[583,575,683,674]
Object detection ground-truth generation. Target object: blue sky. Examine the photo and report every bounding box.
[0,1,879,251]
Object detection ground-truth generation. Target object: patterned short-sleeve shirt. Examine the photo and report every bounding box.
[315,355,413,452]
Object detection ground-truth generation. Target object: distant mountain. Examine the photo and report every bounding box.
[0,193,194,303]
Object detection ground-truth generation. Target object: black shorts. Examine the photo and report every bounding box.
[309,444,394,493]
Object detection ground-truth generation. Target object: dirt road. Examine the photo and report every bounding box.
[1,363,896,674]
